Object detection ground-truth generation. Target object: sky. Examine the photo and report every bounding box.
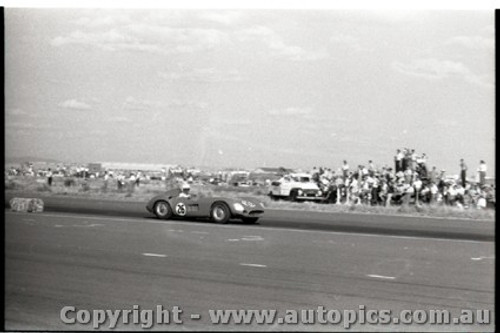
[4,6,495,175]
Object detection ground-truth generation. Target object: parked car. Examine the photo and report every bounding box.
[268,173,324,201]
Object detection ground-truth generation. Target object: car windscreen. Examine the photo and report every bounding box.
[291,176,311,182]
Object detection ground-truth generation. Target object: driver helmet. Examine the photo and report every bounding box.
[181,183,190,193]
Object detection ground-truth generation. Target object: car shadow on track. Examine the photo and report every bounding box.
[142,215,261,226]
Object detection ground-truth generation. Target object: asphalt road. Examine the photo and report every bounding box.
[5,211,495,331]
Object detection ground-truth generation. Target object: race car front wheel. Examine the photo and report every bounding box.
[211,202,230,224]
[154,200,172,219]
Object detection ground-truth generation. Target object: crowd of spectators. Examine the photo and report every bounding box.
[309,149,494,209]
[5,163,146,190]
[5,149,494,210]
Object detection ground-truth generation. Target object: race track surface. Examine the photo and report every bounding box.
[4,194,495,241]
[5,210,495,331]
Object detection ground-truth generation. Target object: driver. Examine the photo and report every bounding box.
[179,183,191,198]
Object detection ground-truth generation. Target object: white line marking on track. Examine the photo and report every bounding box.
[241,235,264,241]
[53,223,104,228]
[471,256,495,261]
[240,263,267,268]
[226,236,264,241]
[269,208,495,222]
[191,231,209,234]
[367,274,396,280]
[75,223,104,227]
[8,211,490,244]
[142,253,168,258]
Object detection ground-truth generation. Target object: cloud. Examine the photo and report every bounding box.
[239,25,274,37]
[7,122,38,130]
[123,96,208,111]
[52,13,323,61]
[108,116,132,123]
[59,99,92,110]
[268,40,328,62]
[6,108,46,119]
[158,68,243,83]
[7,108,28,116]
[51,23,228,55]
[367,11,427,23]
[392,58,493,88]
[126,25,228,52]
[75,14,132,28]
[330,33,364,51]
[199,11,243,25]
[236,26,328,62]
[51,29,155,53]
[445,36,494,50]
[6,122,54,130]
[268,107,313,116]
[123,96,163,110]
[219,119,252,126]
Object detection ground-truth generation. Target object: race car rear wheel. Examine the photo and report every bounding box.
[154,200,172,219]
[211,202,230,224]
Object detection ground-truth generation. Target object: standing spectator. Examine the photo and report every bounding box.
[349,177,360,205]
[429,182,439,204]
[402,148,410,171]
[429,166,438,185]
[103,171,109,191]
[325,181,337,204]
[370,176,380,205]
[117,173,125,190]
[379,179,388,206]
[410,149,417,171]
[456,184,465,206]
[368,160,376,177]
[47,168,53,186]
[129,173,136,185]
[395,149,403,172]
[312,168,320,184]
[335,175,344,204]
[357,165,363,181]
[413,176,422,205]
[403,167,412,184]
[419,183,430,203]
[447,183,458,206]
[324,168,332,181]
[311,166,318,178]
[341,161,350,182]
[417,153,428,178]
[459,159,468,187]
[136,171,142,187]
[478,160,487,186]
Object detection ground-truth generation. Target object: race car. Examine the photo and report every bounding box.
[146,186,265,224]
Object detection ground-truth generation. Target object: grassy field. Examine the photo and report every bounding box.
[5,176,495,220]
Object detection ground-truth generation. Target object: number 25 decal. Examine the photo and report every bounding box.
[175,203,187,216]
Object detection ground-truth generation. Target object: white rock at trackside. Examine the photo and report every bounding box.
[10,198,44,213]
